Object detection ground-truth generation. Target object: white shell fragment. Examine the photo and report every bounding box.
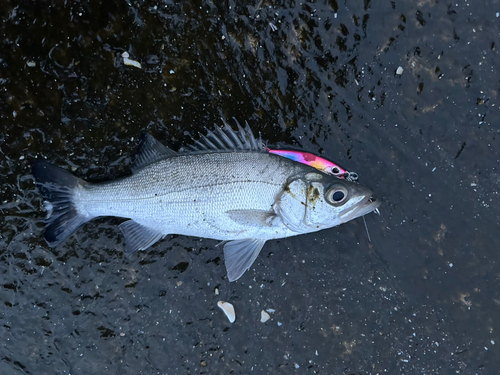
[260,310,271,323]
[396,66,404,75]
[122,52,142,69]
[217,301,235,323]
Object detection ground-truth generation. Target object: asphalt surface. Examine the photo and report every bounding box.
[1,0,499,374]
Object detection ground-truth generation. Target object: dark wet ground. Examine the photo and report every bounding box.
[1,0,500,374]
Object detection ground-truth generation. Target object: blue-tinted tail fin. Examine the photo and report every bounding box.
[31,160,90,246]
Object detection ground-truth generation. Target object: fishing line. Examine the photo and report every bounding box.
[362,215,372,243]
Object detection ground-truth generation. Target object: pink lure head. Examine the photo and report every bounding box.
[267,149,348,178]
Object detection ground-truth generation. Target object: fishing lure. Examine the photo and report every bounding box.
[267,149,358,182]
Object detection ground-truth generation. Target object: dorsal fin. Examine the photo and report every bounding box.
[180,119,265,153]
[221,119,244,149]
[132,133,177,172]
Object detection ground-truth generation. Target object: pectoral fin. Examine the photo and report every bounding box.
[223,239,267,282]
[226,209,277,227]
[119,220,165,253]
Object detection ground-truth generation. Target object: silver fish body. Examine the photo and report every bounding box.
[32,124,380,281]
[77,152,305,241]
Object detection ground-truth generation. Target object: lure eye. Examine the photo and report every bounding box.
[331,167,340,175]
[326,185,349,205]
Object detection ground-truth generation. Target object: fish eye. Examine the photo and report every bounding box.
[332,191,345,201]
[331,167,340,175]
[326,185,349,205]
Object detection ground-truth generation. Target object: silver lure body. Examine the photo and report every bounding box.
[32,124,380,281]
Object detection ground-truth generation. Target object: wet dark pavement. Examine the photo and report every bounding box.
[1,0,500,374]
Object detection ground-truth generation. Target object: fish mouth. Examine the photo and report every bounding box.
[339,194,381,223]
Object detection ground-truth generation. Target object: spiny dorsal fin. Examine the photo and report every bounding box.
[132,133,177,172]
[180,119,265,153]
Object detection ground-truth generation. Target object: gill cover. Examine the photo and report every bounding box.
[274,173,334,233]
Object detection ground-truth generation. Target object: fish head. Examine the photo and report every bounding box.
[276,172,380,233]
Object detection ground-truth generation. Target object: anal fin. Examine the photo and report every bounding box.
[119,220,165,253]
[223,239,267,282]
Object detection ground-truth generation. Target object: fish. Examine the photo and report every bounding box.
[32,122,380,281]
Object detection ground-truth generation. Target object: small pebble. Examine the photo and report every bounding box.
[396,66,404,75]
[217,301,235,323]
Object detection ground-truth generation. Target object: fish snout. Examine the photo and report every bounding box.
[338,184,380,222]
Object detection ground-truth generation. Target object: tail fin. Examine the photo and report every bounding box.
[31,160,90,247]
